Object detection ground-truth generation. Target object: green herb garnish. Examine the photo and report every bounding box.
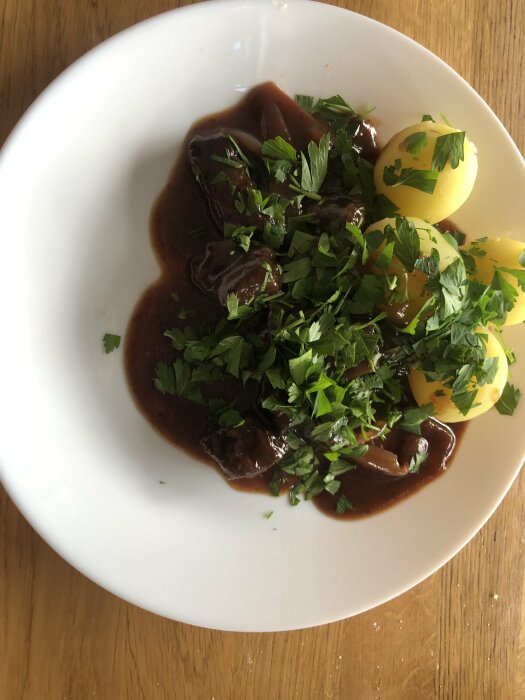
[432,131,465,171]
[495,382,521,416]
[403,131,428,155]
[102,333,121,353]
[383,159,439,194]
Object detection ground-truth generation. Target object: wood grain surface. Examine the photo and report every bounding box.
[1,1,524,698]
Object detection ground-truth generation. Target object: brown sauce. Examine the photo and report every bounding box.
[125,82,468,519]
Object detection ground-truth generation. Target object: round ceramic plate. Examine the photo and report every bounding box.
[0,0,524,632]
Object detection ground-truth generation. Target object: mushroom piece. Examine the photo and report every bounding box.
[352,424,432,478]
[352,417,456,478]
[248,82,327,151]
[352,445,410,478]
[419,418,456,469]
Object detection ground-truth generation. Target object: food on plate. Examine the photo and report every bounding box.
[408,327,508,422]
[364,216,462,324]
[461,237,525,326]
[373,120,478,223]
[124,82,521,517]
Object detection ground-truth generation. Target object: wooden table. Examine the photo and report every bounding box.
[1,1,524,697]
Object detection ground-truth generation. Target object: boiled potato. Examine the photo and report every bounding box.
[364,216,463,324]
[374,121,478,223]
[408,327,508,422]
[461,237,525,326]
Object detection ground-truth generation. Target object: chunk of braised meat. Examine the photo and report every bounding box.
[216,247,282,305]
[191,239,236,289]
[313,195,366,231]
[202,417,287,479]
[191,240,282,306]
[189,131,267,230]
[267,411,291,436]
[248,81,327,151]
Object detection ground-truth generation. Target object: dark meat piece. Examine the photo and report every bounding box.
[248,81,327,151]
[352,120,380,164]
[202,417,287,479]
[189,131,267,230]
[313,195,366,231]
[263,410,291,437]
[191,240,282,306]
[216,248,282,305]
[191,239,236,289]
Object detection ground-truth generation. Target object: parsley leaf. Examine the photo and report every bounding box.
[300,132,330,195]
[495,382,521,416]
[432,131,465,171]
[393,217,420,271]
[335,494,354,514]
[103,333,121,353]
[403,131,428,155]
[262,136,297,162]
[399,404,434,434]
[383,159,439,194]
[451,389,478,415]
[408,450,428,474]
[154,361,176,395]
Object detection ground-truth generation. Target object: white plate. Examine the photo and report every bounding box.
[0,0,524,632]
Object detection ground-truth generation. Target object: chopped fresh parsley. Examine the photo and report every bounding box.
[495,382,521,416]
[297,132,330,198]
[296,94,359,132]
[102,333,121,353]
[336,494,354,514]
[432,131,465,171]
[403,131,428,155]
[383,159,439,194]
[408,450,428,474]
[261,136,297,162]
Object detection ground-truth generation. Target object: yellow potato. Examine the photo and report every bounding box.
[461,237,525,326]
[374,121,478,223]
[364,217,462,324]
[408,327,508,422]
